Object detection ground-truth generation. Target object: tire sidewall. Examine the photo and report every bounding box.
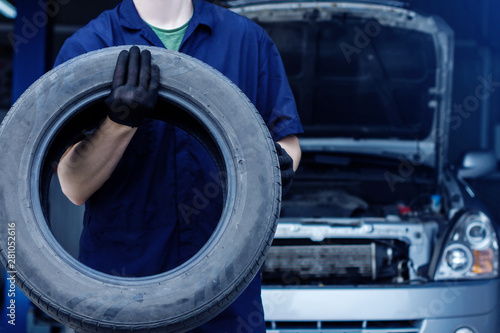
[0,46,280,332]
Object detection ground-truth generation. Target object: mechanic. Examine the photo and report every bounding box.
[55,0,302,331]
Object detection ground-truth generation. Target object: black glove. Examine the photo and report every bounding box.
[275,142,295,195]
[105,46,160,127]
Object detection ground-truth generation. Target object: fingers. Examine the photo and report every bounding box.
[275,142,293,166]
[126,46,141,86]
[275,141,294,189]
[281,168,295,182]
[150,64,160,92]
[278,154,293,170]
[275,142,283,156]
[111,50,129,89]
[139,50,151,89]
[113,46,160,90]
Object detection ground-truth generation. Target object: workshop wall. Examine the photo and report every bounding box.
[412,0,500,221]
[414,0,500,162]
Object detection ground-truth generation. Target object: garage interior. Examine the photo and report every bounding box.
[1,0,499,215]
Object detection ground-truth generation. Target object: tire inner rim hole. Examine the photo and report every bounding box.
[40,97,228,277]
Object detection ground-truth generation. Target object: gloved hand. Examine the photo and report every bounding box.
[105,46,160,127]
[275,142,295,195]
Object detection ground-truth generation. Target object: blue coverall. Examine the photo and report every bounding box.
[55,0,303,331]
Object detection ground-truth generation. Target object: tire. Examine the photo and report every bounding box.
[0,46,281,332]
[0,267,4,309]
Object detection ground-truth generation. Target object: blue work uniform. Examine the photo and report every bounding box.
[55,0,303,331]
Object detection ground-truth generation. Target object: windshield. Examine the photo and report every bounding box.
[261,19,437,139]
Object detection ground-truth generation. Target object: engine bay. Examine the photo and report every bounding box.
[281,151,442,220]
[264,151,444,286]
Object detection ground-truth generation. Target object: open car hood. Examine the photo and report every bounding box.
[231,1,454,178]
[224,0,412,9]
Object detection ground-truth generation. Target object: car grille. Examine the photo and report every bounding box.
[266,320,422,333]
[263,243,376,284]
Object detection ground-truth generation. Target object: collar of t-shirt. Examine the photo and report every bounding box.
[147,19,191,52]
[117,0,213,53]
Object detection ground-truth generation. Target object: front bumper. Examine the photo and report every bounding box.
[262,279,499,332]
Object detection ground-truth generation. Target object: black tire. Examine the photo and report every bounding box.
[0,46,281,332]
[0,267,4,309]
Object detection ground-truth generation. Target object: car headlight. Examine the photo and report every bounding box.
[434,210,498,280]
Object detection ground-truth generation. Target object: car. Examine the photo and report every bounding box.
[225,0,500,332]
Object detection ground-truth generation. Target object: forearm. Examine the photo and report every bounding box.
[57,117,137,205]
[276,135,301,171]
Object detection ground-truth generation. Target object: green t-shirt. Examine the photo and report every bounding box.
[148,20,190,51]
